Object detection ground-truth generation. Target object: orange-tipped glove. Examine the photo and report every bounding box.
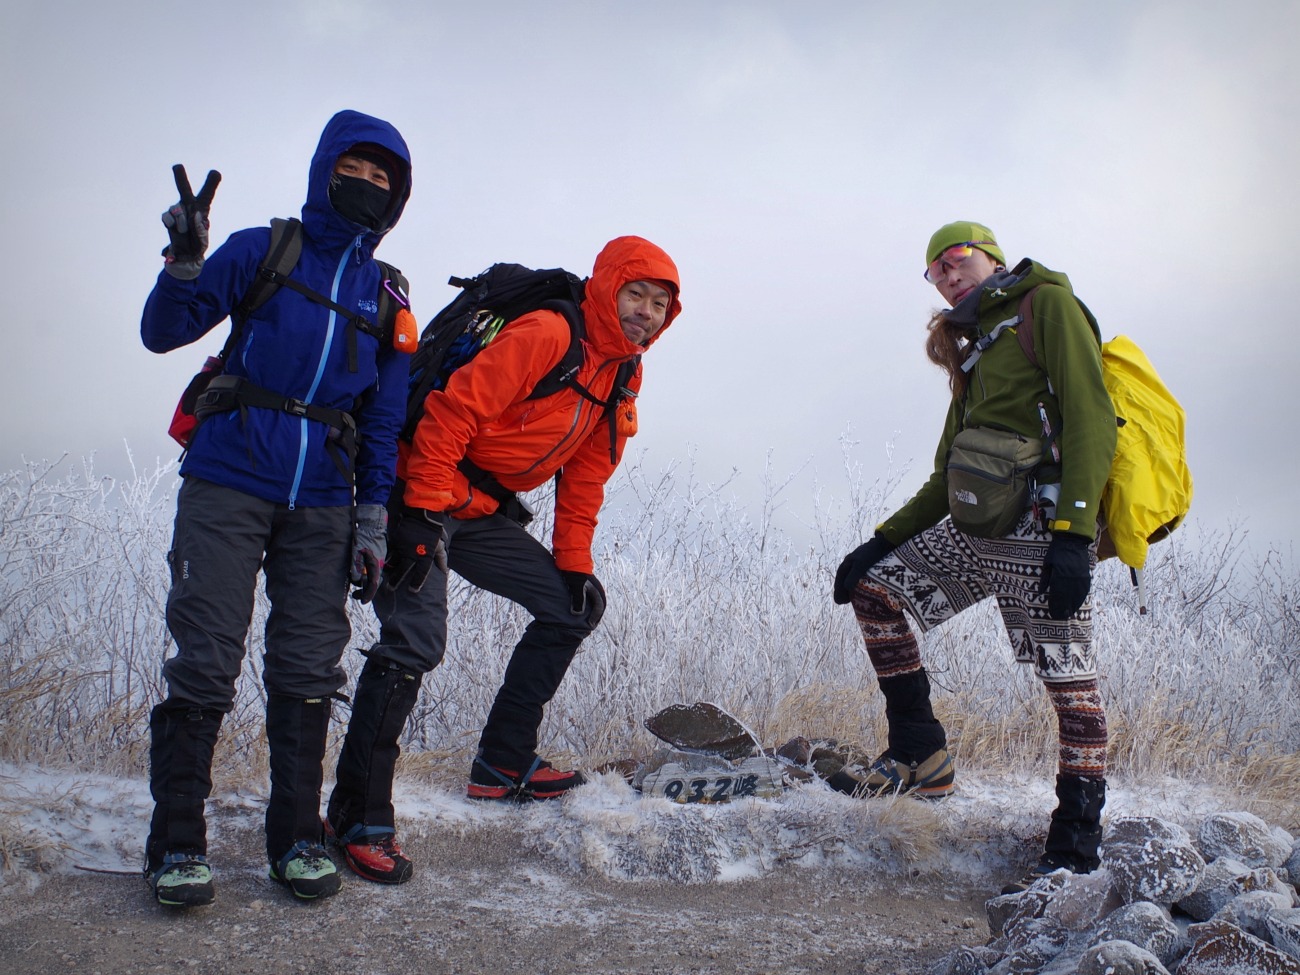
[382,506,448,594]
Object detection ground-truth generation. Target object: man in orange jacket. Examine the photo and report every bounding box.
[326,236,682,883]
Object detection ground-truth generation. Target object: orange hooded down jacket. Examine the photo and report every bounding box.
[402,236,682,573]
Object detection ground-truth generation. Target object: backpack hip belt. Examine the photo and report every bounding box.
[195,373,358,481]
[455,456,534,526]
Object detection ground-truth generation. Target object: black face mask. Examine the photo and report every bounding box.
[329,174,390,231]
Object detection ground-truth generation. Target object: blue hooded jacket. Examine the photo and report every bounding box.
[142,110,412,508]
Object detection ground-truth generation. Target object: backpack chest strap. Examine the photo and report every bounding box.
[257,267,386,372]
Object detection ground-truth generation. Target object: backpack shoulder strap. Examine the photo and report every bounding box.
[373,260,409,343]
[524,296,640,462]
[212,218,303,365]
[235,218,303,321]
[238,218,394,372]
[1015,285,1042,369]
[526,298,587,401]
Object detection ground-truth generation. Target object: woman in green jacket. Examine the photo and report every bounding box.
[832,221,1118,895]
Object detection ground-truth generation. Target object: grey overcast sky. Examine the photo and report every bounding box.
[2,1,1297,558]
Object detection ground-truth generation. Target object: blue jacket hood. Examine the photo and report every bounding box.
[302,110,412,259]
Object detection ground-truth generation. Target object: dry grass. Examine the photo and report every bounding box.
[2,452,1297,815]
[0,780,83,882]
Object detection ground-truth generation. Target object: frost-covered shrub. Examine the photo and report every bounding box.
[2,448,1298,796]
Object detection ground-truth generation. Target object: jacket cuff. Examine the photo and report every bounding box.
[1047,518,1096,541]
[403,484,455,512]
[553,550,594,574]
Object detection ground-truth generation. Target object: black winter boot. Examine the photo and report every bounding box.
[264,695,333,865]
[145,703,224,874]
[477,621,587,768]
[1002,774,1106,895]
[1043,773,1106,872]
[878,668,947,764]
[328,657,421,835]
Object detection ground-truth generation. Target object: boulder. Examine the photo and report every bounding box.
[929,944,998,974]
[1198,812,1294,869]
[1178,858,1294,922]
[987,873,1069,938]
[1107,816,1194,851]
[643,702,758,761]
[999,924,1071,974]
[1264,909,1300,961]
[1106,835,1206,906]
[1176,919,1300,974]
[1050,870,1124,932]
[1077,940,1171,975]
[1093,900,1183,967]
[1211,890,1298,941]
[633,747,785,802]
[1284,838,1300,891]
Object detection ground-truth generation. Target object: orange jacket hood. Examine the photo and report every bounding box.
[581,236,682,356]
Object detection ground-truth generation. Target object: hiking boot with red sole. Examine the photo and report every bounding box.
[468,755,585,801]
[323,820,413,885]
[827,748,955,800]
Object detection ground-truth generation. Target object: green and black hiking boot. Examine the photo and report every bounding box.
[827,748,955,800]
[149,853,215,908]
[269,841,342,901]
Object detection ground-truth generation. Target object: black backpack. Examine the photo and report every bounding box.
[168,217,410,477]
[403,263,640,523]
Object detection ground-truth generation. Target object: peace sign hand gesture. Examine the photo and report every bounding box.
[161,164,221,280]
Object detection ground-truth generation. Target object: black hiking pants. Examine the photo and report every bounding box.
[148,477,351,868]
[331,507,598,832]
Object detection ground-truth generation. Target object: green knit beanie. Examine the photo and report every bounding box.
[925,221,1006,268]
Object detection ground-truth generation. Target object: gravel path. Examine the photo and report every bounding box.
[0,803,990,975]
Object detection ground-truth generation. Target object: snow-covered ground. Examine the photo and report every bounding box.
[2,761,1289,893]
[6,759,1298,974]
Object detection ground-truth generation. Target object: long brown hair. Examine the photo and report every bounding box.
[924,309,976,398]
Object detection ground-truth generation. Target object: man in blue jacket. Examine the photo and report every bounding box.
[140,110,412,908]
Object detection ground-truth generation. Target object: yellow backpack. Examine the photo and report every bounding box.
[1017,290,1193,601]
[1092,336,1193,569]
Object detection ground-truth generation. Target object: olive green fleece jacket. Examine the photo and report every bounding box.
[877,260,1117,544]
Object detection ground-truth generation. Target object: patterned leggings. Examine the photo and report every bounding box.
[851,512,1107,779]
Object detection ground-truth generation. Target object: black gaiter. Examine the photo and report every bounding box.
[329,175,390,231]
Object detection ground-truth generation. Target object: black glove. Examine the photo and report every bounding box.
[1039,532,1092,620]
[161,164,221,280]
[833,533,896,605]
[561,571,607,628]
[382,507,447,594]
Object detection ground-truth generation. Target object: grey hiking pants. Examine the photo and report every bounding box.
[161,476,352,709]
